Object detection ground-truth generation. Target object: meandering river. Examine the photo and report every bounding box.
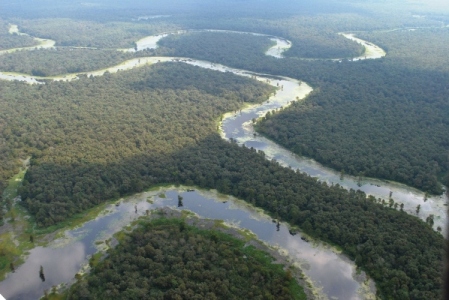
[0,24,446,299]
[0,188,376,299]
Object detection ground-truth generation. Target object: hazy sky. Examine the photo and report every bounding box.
[407,0,449,11]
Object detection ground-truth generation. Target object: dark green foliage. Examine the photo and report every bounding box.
[175,136,444,299]
[11,18,179,48]
[0,59,444,299]
[0,62,272,226]
[152,20,449,194]
[157,31,274,69]
[0,48,135,76]
[67,218,305,300]
[0,20,36,50]
[0,33,35,50]
[255,56,448,195]
[0,11,446,299]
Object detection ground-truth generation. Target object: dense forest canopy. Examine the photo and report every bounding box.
[0,0,447,299]
[158,28,363,60]
[0,63,272,224]
[0,63,441,298]
[0,19,36,50]
[0,63,270,173]
[66,217,306,300]
[357,27,449,73]
[0,48,135,76]
[254,30,449,194]
[134,18,449,193]
[256,66,448,194]
[11,18,181,48]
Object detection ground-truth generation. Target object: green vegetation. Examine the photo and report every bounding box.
[0,63,273,226]
[140,23,449,195]
[0,57,443,297]
[149,21,449,195]
[66,218,305,300]
[226,16,365,59]
[0,19,36,50]
[157,31,275,65]
[357,28,449,73]
[0,2,447,299]
[14,18,181,48]
[0,35,444,300]
[0,48,135,76]
[254,32,449,194]
[0,165,26,225]
[0,182,38,280]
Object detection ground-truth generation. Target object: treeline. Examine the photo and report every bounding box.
[162,13,438,59]
[0,19,36,50]
[284,31,363,59]
[0,48,135,76]
[22,133,444,299]
[154,23,449,193]
[0,62,273,222]
[255,60,449,194]
[357,28,449,73]
[14,18,181,48]
[65,218,305,300]
[157,32,274,66]
[13,14,366,60]
[254,40,449,194]
[157,21,363,60]
[0,63,440,298]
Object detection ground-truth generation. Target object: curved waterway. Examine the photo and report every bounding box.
[0,25,55,56]
[219,68,448,234]
[0,188,376,300]
[0,25,446,299]
[120,29,292,58]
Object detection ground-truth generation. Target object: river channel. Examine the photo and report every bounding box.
[0,188,375,300]
[0,25,446,299]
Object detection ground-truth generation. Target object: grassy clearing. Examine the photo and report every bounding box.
[2,168,26,202]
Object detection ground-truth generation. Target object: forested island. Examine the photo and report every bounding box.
[0,0,447,299]
[65,217,305,300]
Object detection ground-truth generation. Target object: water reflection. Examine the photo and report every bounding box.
[0,188,375,299]
[163,190,374,299]
[220,69,448,234]
[122,29,292,58]
[0,24,442,300]
[1,243,85,299]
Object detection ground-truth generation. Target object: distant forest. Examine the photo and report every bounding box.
[0,48,134,76]
[255,30,449,194]
[0,20,36,50]
[158,27,449,194]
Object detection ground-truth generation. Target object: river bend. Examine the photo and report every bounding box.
[0,24,446,300]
